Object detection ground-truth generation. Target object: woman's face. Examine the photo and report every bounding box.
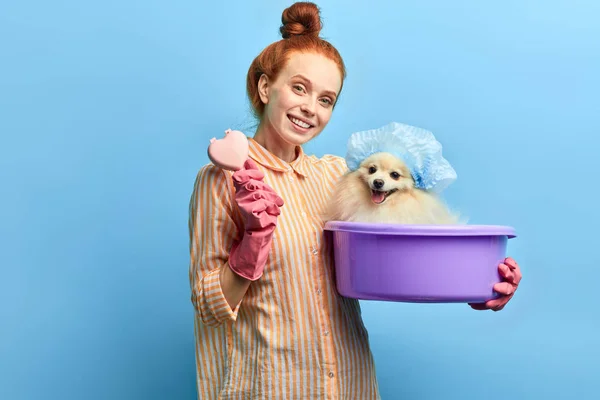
[258,51,342,147]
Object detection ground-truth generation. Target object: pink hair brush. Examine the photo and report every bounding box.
[207,129,249,171]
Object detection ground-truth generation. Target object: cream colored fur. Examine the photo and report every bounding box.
[323,152,461,225]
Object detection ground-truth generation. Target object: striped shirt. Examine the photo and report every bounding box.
[189,137,380,399]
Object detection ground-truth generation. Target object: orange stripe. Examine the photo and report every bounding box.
[280,173,314,397]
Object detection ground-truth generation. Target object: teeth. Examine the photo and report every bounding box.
[291,117,311,129]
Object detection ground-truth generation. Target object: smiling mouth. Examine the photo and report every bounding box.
[370,189,398,204]
[288,115,313,129]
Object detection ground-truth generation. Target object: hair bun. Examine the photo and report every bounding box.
[280,2,322,39]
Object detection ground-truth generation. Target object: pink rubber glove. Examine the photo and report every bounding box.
[228,159,284,281]
[469,257,522,311]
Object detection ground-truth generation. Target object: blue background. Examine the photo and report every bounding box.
[2,0,599,399]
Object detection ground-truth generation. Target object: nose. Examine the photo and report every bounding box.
[300,97,316,116]
[373,179,384,189]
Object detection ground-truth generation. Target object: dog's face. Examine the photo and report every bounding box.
[356,152,414,205]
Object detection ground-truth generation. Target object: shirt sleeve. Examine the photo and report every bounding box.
[321,154,349,178]
[188,164,242,327]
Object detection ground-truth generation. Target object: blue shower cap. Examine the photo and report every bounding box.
[345,122,457,193]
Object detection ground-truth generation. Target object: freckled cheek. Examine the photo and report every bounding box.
[272,92,290,112]
[278,99,294,122]
[318,110,332,126]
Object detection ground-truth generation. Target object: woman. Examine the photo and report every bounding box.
[188,2,522,399]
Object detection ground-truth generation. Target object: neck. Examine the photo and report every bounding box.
[253,120,298,163]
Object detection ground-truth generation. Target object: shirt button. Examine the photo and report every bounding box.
[301,211,307,217]
[324,330,329,336]
[289,176,294,182]
[328,371,334,378]
[316,289,322,294]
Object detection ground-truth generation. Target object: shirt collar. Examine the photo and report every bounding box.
[248,137,309,177]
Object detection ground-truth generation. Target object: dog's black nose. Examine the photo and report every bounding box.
[373,179,384,189]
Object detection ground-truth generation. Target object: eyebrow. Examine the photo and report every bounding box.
[291,74,338,99]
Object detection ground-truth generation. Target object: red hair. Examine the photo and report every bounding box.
[246,2,346,119]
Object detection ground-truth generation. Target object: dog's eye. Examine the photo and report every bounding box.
[368,166,377,174]
[390,172,401,179]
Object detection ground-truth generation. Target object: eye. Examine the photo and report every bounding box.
[368,166,377,174]
[390,172,401,179]
[292,84,306,93]
[319,97,333,106]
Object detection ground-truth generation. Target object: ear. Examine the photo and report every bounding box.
[258,74,269,105]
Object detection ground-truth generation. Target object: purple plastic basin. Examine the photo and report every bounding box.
[324,221,516,303]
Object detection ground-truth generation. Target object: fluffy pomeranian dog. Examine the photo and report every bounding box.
[324,152,460,225]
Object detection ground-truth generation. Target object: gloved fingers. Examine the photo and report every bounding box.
[250,199,282,217]
[242,158,260,171]
[468,281,515,311]
[504,257,522,285]
[246,212,279,231]
[258,191,284,207]
[244,181,281,200]
[468,297,508,312]
[232,168,264,186]
[246,198,268,215]
[235,178,279,196]
[498,263,514,283]
[514,270,522,286]
[236,188,284,207]
[505,257,518,270]
[485,296,511,312]
[493,282,516,296]
[237,197,282,231]
[513,266,522,286]
[265,202,282,216]
[231,165,285,206]
[236,180,263,194]
[469,294,513,311]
